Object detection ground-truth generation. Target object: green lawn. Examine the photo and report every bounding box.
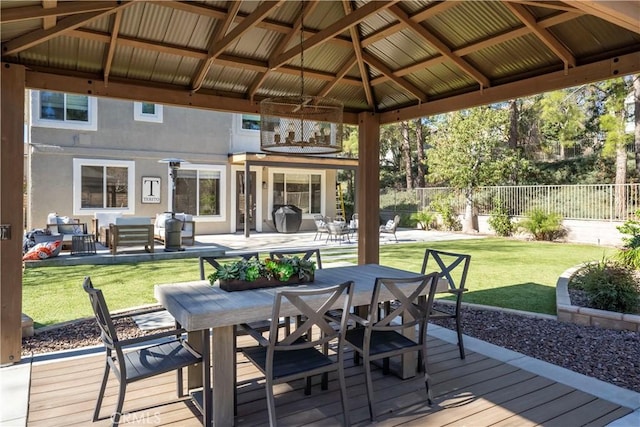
[23,238,614,328]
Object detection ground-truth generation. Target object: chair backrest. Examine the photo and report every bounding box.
[313,214,328,230]
[269,248,322,270]
[199,252,259,280]
[420,249,471,292]
[82,276,120,351]
[367,274,439,333]
[390,215,400,230]
[267,281,354,355]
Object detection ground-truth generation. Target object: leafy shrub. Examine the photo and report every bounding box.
[410,209,436,230]
[615,210,640,269]
[518,208,566,241]
[430,197,461,231]
[572,260,640,313]
[487,201,514,237]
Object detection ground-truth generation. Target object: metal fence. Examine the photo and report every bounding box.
[388,184,640,222]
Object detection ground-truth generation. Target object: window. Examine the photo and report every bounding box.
[134,102,163,123]
[73,159,135,214]
[273,172,322,214]
[241,114,261,130]
[33,91,97,131]
[175,166,225,217]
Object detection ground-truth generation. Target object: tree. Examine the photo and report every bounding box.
[539,89,586,159]
[427,106,527,232]
[634,75,640,174]
[597,77,633,218]
[400,121,414,189]
[414,118,426,187]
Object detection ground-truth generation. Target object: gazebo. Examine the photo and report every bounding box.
[1,0,638,365]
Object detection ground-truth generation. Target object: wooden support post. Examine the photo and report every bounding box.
[1,63,26,364]
[357,112,380,265]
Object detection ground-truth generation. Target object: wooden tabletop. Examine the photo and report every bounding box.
[155,264,423,331]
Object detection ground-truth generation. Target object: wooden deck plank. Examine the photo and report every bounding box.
[25,337,633,427]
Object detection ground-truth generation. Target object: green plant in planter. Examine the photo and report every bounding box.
[615,210,640,269]
[410,209,436,230]
[208,256,315,285]
[572,259,640,314]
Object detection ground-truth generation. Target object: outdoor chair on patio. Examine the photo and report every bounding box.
[343,273,439,421]
[313,214,329,241]
[421,249,471,359]
[379,215,400,242]
[240,281,354,427]
[82,277,202,427]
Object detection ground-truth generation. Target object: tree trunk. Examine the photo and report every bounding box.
[615,142,627,219]
[462,188,477,233]
[414,119,426,187]
[401,121,413,189]
[508,99,518,149]
[634,75,640,174]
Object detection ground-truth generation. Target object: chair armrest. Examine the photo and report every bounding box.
[326,310,369,327]
[110,305,166,320]
[238,323,270,347]
[118,328,188,347]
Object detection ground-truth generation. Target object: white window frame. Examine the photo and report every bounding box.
[234,113,261,136]
[32,90,98,131]
[170,164,226,221]
[269,168,325,218]
[134,102,164,123]
[73,158,135,215]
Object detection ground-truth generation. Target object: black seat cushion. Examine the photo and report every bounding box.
[124,340,201,382]
[345,328,418,357]
[243,344,333,380]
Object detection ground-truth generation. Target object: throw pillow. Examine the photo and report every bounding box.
[22,240,62,261]
[385,219,395,228]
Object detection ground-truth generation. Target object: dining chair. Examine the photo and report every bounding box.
[82,277,202,427]
[269,248,323,270]
[421,249,471,359]
[199,251,260,280]
[239,281,354,427]
[313,214,329,241]
[343,273,439,421]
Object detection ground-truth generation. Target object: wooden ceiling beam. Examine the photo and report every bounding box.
[1,3,132,56]
[380,51,639,124]
[23,69,361,124]
[362,52,428,103]
[269,0,398,69]
[342,0,374,108]
[507,1,582,13]
[0,1,122,23]
[317,57,357,98]
[41,0,57,29]
[361,1,457,48]
[568,1,640,35]
[504,2,576,67]
[191,1,243,92]
[389,4,490,88]
[248,1,320,99]
[152,0,354,48]
[369,10,579,86]
[102,10,122,86]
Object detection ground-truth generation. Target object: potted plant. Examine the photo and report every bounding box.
[208,256,316,291]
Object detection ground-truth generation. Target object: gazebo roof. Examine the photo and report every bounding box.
[2,1,639,124]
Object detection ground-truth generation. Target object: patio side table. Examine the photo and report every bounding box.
[71,234,97,256]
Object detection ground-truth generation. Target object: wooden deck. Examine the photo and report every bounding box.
[27,335,632,426]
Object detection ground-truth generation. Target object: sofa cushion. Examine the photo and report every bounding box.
[95,211,123,228]
[115,216,151,226]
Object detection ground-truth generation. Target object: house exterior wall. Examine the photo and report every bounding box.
[26,92,340,236]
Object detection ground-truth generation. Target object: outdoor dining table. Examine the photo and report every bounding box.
[155,263,426,427]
